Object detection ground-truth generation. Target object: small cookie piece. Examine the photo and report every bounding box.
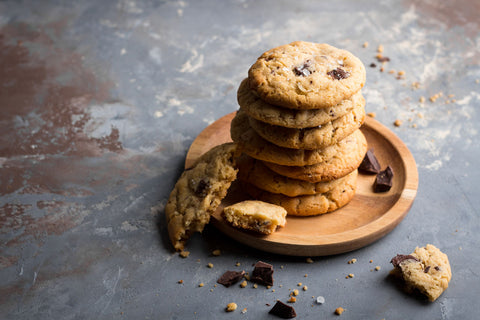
[244,170,357,216]
[248,41,366,109]
[231,110,358,166]
[263,129,367,182]
[248,102,365,149]
[238,78,364,128]
[165,143,238,251]
[237,155,356,196]
[223,200,287,234]
[390,244,452,301]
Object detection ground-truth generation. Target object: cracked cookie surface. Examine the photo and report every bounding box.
[248,41,366,109]
[165,143,238,251]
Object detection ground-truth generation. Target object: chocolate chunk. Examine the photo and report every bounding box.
[370,63,377,68]
[390,254,420,268]
[194,179,211,197]
[374,166,394,192]
[434,266,441,271]
[327,67,350,80]
[376,56,390,63]
[293,59,315,76]
[424,266,431,273]
[217,270,245,287]
[269,301,297,319]
[251,261,274,286]
[359,149,381,174]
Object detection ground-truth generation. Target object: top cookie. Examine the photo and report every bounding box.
[248,41,366,109]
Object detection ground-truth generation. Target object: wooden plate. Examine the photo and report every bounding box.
[185,112,418,256]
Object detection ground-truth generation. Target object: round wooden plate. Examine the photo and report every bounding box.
[185,112,418,256]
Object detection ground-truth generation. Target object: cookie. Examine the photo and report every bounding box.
[248,101,365,150]
[237,154,356,197]
[263,129,367,182]
[165,143,238,251]
[231,110,356,166]
[244,170,357,216]
[223,200,287,234]
[248,41,366,109]
[238,78,364,128]
[390,244,452,302]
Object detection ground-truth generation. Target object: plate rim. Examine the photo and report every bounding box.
[186,112,418,256]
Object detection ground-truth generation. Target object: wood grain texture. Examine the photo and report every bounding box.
[185,112,418,256]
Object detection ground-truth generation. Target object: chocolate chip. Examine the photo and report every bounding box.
[194,179,211,197]
[370,63,377,68]
[251,261,274,286]
[293,59,315,76]
[435,266,441,271]
[390,254,420,268]
[376,56,390,63]
[327,67,350,80]
[359,149,381,174]
[374,166,394,193]
[424,266,431,273]
[269,301,297,319]
[217,270,245,287]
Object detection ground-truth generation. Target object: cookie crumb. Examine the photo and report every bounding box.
[476,79,480,84]
[347,258,357,264]
[306,258,314,264]
[411,81,420,90]
[235,262,241,267]
[297,282,302,287]
[316,296,325,304]
[394,119,402,127]
[369,260,373,263]
[198,283,204,287]
[292,289,299,296]
[288,296,297,303]
[346,273,354,279]
[212,249,221,256]
[379,66,384,72]
[335,307,345,315]
[304,274,308,277]
[397,70,405,76]
[179,251,190,258]
[377,44,384,53]
[241,308,247,314]
[226,302,237,312]
[240,280,247,288]
[419,96,426,103]
[363,41,369,48]
[253,283,258,289]
[178,280,183,284]
[303,285,308,291]
[388,69,395,74]
[375,266,381,271]
[367,112,376,118]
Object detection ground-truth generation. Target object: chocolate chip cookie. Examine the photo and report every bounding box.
[237,78,364,128]
[243,170,358,216]
[248,101,365,150]
[248,41,366,109]
[165,143,238,251]
[390,244,452,302]
[262,129,367,182]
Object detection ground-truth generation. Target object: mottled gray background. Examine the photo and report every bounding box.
[0,0,479,319]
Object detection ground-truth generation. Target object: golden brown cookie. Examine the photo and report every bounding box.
[243,170,357,216]
[238,78,364,128]
[263,129,367,182]
[165,143,238,251]
[223,200,287,234]
[230,110,357,166]
[390,244,452,302]
[248,102,365,150]
[248,41,366,109]
[237,154,355,197]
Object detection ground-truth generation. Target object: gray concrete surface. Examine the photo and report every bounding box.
[1,0,479,319]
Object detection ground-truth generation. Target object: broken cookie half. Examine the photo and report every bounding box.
[390,244,452,301]
[165,143,238,251]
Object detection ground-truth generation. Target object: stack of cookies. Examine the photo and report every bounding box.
[231,41,368,216]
